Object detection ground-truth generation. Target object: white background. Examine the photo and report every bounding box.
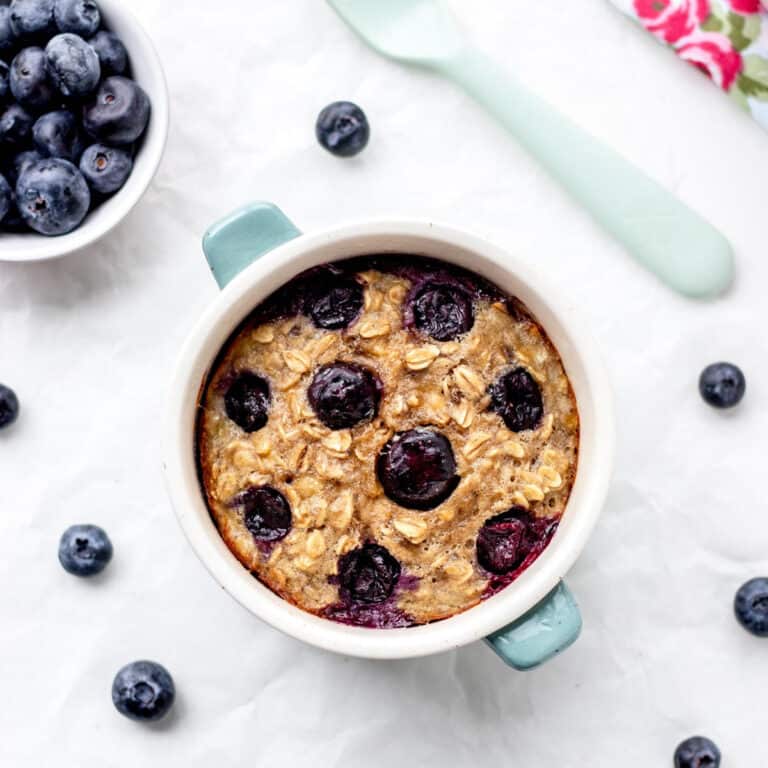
[2,1,767,765]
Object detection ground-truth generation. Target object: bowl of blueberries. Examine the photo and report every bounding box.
[0,0,168,261]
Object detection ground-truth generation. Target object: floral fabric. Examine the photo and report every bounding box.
[614,0,768,130]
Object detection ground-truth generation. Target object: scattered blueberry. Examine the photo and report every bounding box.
[53,0,100,37]
[673,736,721,768]
[233,485,292,542]
[734,577,768,637]
[33,109,84,160]
[377,428,460,510]
[1,8,18,56]
[0,383,20,428]
[58,523,112,576]
[308,361,381,430]
[305,272,364,330]
[476,508,537,575]
[489,367,544,432]
[9,46,55,111]
[0,102,33,146]
[46,32,100,97]
[409,281,474,341]
[82,75,149,144]
[79,142,132,194]
[315,101,370,157]
[0,59,10,101]
[224,371,271,433]
[699,362,745,409]
[15,157,90,235]
[8,0,56,44]
[112,660,175,722]
[0,174,11,223]
[88,29,127,76]
[338,543,401,604]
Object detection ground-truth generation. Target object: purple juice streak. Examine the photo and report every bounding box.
[324,572,420,629]
[481,519,559,598]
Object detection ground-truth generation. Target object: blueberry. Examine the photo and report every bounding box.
[734,577,768,637]
[8,0,56,44]
[224,371,271,433]
[0,383,20,428]
[308,361,381,430]
[305,272,364,330]
[15,157,90,235]
[315,101,370,157]
[1,8,18,57]
[338,543,401,604]
[0,194,28,231]
[82,75,149,145]
[10,148,43,180]
[88,30,127,76]
[232,485,292,542]
[476,508,537,575]
[0,59,10,101]
[0,102,33,146]
[409,281,474,341]
[699,362,745,409]
[78,142,132,194]
[58,523,112,576]
[33,109,84,160]
[46,32,100,97]
[673,736,721,768]
[377,428,460,511]
[489,367,544,432]
[0,173,11,223]
[112,661,175,722]
[9,46,55,111]
[53,0,100,37]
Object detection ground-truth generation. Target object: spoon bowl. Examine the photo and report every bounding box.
[328,0,464,65]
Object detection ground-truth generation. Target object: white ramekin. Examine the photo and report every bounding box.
[164,203,614,667]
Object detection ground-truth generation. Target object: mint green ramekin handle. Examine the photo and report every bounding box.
[485,582,582,670]
[202,202,302,288]
[440,50,734,299]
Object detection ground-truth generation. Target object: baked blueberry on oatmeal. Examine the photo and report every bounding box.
[197,257,579,628]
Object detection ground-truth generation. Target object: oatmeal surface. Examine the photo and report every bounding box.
[197,257,579,627]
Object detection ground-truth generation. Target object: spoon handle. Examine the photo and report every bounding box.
[439,49,733,298]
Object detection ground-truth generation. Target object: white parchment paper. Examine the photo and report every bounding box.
[1,1,767,765]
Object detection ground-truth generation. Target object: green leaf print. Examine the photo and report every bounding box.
[737,56,768,102]
[726,12,761,52]
[730,85,750,111]
[701,14,723,32]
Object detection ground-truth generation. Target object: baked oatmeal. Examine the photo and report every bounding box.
[197,256,579,628]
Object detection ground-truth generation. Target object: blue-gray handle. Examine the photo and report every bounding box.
[202,202,301,288]
[202,202,582,670]
[485,582,581,670]
[439,49,734,298]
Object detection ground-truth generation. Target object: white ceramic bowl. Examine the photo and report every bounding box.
[164,206,615,665]
[0,0,168,262]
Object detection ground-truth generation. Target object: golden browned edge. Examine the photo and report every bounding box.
[194,326,310,611]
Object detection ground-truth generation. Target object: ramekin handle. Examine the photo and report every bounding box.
[484,582,582,670]
[202,202,302,288]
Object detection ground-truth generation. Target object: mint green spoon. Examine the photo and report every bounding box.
[327,0,734,298]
